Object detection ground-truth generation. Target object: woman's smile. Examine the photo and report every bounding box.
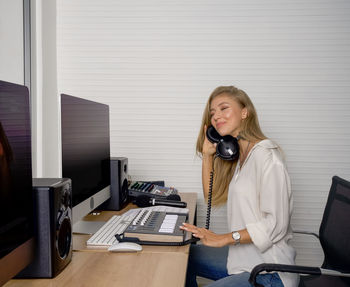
[215,122,225,130]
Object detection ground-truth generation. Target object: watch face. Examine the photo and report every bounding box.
[232,232,240,241]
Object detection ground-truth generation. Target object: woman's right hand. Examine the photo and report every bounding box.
[202,125,216,158]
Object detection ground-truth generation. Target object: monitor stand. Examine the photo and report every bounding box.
[72,221,106,235]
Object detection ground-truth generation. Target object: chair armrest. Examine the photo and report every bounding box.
[293,229,319,239]
[249,263,350,287]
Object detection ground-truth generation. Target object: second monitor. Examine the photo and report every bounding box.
[60,94,111,233]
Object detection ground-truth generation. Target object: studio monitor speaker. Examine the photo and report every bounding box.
[16,178,73,278]
[101,157,130,211]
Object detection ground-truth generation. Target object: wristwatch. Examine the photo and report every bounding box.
[232,231,241,245]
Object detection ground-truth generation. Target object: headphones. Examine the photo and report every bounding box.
[206,126,240,161]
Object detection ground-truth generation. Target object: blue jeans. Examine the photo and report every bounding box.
[186,244,284,287]
[207,272,284,287]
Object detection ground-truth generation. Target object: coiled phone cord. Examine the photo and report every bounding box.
[205,155,217,230]
[205,170,214,229]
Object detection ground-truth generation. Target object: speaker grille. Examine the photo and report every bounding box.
[57,217,72,259]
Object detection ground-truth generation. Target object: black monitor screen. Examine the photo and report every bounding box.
[61,94,110,207]
[0,80,33,258]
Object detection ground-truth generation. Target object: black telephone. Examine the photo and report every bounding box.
[206,125,240,161]
[115,126,238,246]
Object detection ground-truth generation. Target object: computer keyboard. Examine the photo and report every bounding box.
[86,206,189,248]
[86,213,136,247]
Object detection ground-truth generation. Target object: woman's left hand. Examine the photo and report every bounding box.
[180,223,230,247]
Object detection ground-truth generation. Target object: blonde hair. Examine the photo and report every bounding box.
[196,86,266,205]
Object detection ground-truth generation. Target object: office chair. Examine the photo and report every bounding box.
[249,175,350,287]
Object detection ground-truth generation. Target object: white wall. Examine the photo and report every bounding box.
[30,0,60,178]
[40,0,59,177]
[57,0,350,266]
[0,0,24,84]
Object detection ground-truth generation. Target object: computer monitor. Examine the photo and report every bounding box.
[0,80,35,285]
[60,94,111,234]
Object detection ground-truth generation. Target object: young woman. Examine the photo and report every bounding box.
[180,86,298,287]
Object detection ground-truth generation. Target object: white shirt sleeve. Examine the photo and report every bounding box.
[246,150,292,253]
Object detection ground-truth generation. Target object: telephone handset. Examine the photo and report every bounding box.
[206,125,240,161]
[115,127,239,246]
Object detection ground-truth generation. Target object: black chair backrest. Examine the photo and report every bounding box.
[319,176,350,272]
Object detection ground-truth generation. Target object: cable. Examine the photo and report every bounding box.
[205,170,214,229]
[205,156,217,230]
[115,234,200,246]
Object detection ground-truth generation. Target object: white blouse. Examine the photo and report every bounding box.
[226,139,299,287]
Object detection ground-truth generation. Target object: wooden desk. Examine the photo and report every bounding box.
[5,193,197,287]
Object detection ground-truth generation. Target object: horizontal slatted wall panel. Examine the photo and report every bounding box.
[57,0,350,266]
